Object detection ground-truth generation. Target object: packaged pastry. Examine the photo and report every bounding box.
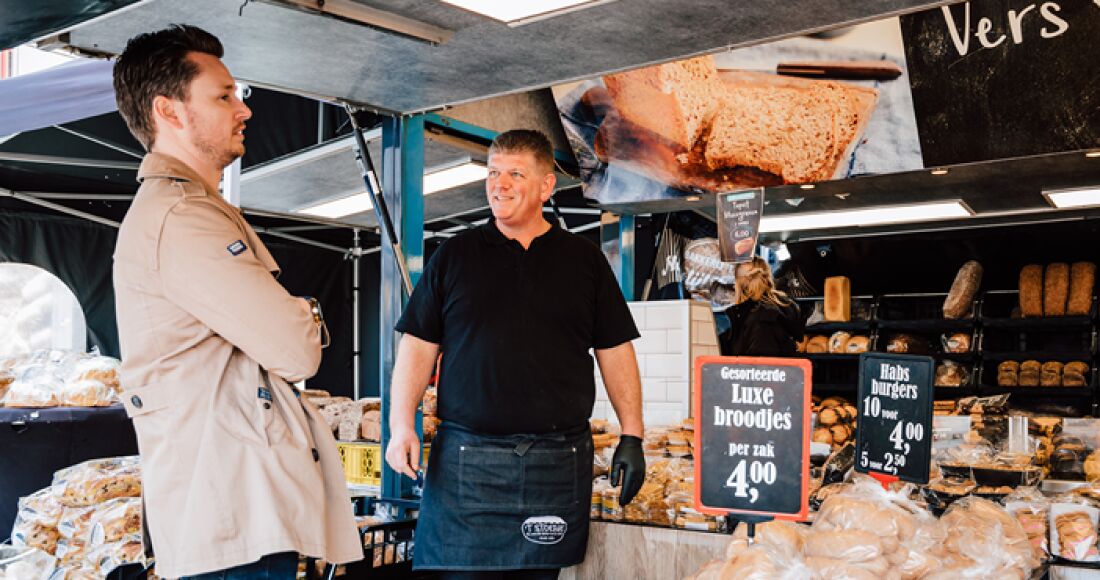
[1019,264,1044,317]
[85,540,144,574]
[934,361,969,387]
[87,497,142,547]
[52,457,142,508]
[827,331,851,354]
[3,376,62,408]
[1004,488,1050,561]
[60,380,117,407]
[942,333,971,353]
[57,505,96,541]
[0,369,13,401]
[1054,510,1099,561]
[11,523,60,555]
[68,357,121,393]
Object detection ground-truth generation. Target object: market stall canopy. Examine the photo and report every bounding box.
[0,0,141,51]
[41,0,951,114]
[0,58,115,135]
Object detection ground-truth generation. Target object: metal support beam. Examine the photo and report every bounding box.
[0,152,138,170]
[379,115,425,501]
[1,189,120,228]
[423,113,576,168]
[619,214,635,301]
[52,125,144,159]
[353,229,361,400]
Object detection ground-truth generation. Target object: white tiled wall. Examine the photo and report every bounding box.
[592,300,720,429]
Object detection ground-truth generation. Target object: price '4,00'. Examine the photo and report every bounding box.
[725,459,777,504]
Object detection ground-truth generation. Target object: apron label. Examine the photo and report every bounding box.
[521,516,568,545]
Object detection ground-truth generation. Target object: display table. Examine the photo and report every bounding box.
[561,522,728,579]
[0,405,138,533]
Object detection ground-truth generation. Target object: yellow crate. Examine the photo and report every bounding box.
[337,442,430,486]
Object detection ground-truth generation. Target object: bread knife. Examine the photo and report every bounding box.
[775,61,902,81]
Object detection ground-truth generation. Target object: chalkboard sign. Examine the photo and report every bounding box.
[900,1,1100,166]
[717,188,764,264]
[693,356,811,519]
[855,353,935,484]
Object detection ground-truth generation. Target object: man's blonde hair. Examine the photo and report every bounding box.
[489,129,554,174]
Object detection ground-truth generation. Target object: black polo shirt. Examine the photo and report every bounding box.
[395,219,639,435]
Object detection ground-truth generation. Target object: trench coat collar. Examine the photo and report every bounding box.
[137,152,220,198]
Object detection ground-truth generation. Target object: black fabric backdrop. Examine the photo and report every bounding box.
[0,209,359,396]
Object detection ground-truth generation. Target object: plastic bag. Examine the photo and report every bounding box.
[59,380,116,407]
[939,496,1038,575]
[1004,487,1051,561]
[52,457,141,508]
[0,545,56,580]
[3,376,62,408]
[84,540,143,574]
[67,356,121,393]
[86,497,142,547]
[1049,501,1100,562]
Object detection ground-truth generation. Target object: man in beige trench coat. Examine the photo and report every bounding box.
[111,25,360,578]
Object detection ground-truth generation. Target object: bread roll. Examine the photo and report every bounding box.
[818,407,839,426]
[1020,360,1042,373]
[1044,262,1070,316]
[1068,262,1096,316]
[813,427,833,444]
[845,336,870,353]
[828,331,852,354]
[806,336,829,353]
[1019,370,1040,387]
[824,276,851,322]
[820,397,846,409]
[998,371,1019,387]
[830,424,851,445]
[1019,265,1043,317]
[943,261,982,319]
[998,361,1020,374]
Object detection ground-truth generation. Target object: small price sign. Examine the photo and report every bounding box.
[693,356,811,519]
[855,353,935,484]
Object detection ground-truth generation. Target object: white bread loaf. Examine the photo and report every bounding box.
[602,56,723,152]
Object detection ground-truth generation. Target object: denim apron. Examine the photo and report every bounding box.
[413,421,594,571]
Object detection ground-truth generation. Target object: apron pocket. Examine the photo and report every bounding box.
[459,446,523,510]
[523,447,579,510]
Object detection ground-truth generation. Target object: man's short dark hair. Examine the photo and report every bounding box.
[113,24,224,151]
[489,129,555,174]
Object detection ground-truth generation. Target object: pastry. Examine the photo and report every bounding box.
[1056,511,1099,560]
[1068,262,1096,315]
[818,407,839,427]
[942,333,971,353]
[1019,264,1044,317]
[806,336,829,353]
[828,331,852,354]
[824,276,851,322]
[943,261,983,319]
[829,424,850,445]
[813,427,833,445]
[1044,262,1070,316]
[845,336,870,353]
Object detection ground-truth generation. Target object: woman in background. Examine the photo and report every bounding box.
[721,257,804,356]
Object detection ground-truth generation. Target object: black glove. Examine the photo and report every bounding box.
[610,435,645,506]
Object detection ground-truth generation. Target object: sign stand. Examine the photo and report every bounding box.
[731,513,775,544]
[867,472,899,490]
[693,356,813,526]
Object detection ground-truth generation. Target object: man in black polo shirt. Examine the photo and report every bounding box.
[385,129,645,578]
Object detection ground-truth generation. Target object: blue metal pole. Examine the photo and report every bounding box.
[619,214,635,301]
[379,114,425,501]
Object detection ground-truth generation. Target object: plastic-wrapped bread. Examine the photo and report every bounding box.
[943,261,982,319]
[1044,263,1070,316]
[61,380,117,407]
[1019,265,1043,317]
[1068,262,1096,316]
[824,276,851,322]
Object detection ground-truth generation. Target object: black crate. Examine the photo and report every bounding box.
[343,519,418,579]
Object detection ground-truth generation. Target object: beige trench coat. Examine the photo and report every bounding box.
[113,153,361,578]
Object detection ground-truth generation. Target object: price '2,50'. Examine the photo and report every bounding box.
[725,459,777,504]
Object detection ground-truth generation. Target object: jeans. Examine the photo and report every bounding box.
[180,552,298,580]
[437,570,560,580]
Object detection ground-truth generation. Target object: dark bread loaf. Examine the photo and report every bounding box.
[1068,262,1096,316]
[943,261,982,319]
[998,371,1019,387]
[1044,263,1070,316]
[1019,265,1043,317]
